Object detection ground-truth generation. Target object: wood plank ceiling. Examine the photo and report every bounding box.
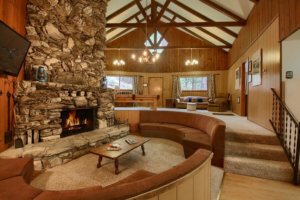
[106,0,257,50]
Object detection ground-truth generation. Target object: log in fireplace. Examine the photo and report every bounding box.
[61,107,97,137]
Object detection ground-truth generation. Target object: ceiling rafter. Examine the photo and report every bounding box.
[172,0,238,38]
[158,3,232,47]
[157,15,176,47]
[198,0,245,22]
[250,0,259,4]
[156,0,172,22]
[106,28,134,43]
[106,4,151,35]
[106,1,136,21]
[106,21,246,28]
[105,45,229,50]
[162,15,217,47]
[134,0,148,20]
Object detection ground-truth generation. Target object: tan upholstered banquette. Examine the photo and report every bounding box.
[139,111,226,167]
[0,149,212,200]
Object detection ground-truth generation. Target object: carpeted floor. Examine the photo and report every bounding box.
[31,138,224,200]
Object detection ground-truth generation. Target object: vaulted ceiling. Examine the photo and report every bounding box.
[106,0,257,50]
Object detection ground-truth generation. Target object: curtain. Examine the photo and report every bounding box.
[208,74,216,100]
[172,75,181,99]
[133,76,144,95]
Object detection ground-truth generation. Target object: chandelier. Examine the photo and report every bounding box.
[131,0,160,64]
[113,49,125,66]
[185,48,199,66]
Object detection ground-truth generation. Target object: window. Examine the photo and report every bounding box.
[107,76,133,90]
[180,77,208,91]
[144,31,168,55]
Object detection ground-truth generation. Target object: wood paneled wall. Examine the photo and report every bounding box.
[0,0,27,152]
[228,0,279,66]
[279,0,300,40]
[106,70,228,107]
[228,19,280,130]
[106,28,228,73]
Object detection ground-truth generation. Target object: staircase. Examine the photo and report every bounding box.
[224,131,294,182]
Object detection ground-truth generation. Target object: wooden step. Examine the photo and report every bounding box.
[225,141,288,162]
[226,131,280,145]
[224,156,293,182]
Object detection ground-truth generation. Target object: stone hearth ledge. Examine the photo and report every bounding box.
[0,125,129,170]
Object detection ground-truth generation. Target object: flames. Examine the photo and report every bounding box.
[65,110,87,129]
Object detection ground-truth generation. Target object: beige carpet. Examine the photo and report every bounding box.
[31,138,224,200]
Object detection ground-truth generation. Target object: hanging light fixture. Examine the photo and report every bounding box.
[185,48,199,66]
[131,0,159,64]
[113,49,125,66]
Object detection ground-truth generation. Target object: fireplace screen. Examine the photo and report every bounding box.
[61,108,96,137]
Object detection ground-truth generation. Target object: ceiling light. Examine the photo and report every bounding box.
[113,49,125,66]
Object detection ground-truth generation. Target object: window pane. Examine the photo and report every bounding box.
[180,77,207,91]
[107,76,120,89]
[120,77,133,90]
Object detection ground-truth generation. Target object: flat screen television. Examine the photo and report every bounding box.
[0,20,31,77]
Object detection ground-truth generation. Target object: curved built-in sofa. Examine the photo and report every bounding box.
[139,111,226,167]
[0,111,225,200]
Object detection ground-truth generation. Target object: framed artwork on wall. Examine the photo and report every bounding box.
[252,49,262,86]
[235,67,241,90]
[248,60,252,83]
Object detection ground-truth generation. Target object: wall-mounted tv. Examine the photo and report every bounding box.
[0,20,31,77]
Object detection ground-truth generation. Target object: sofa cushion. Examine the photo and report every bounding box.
[180,128,212,151]
[0,157,33,183]
[0,176,42,200]
[140,122,185,143]
[107,170,155,188]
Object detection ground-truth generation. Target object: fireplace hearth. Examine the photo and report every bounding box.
[61,107,97,137]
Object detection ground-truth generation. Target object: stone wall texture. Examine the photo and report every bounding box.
[26,0,107,86]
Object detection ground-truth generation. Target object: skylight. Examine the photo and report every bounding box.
[144,31,168,55]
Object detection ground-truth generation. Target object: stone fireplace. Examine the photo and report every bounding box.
[61,107,97,137]
[13,0,112,145]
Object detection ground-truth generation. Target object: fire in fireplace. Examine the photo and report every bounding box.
[61,108,96,137]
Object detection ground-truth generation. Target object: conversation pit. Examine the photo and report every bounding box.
[0,111,225,200]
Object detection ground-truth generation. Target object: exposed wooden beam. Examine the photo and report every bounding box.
[106,5,151,34]
[105,45,230,50]
[106,21,246,28]
[106,28,134,43]
[160,6,232,47]
[156,0,171,22]
[157,16,176,46]
[172,0,238,38]
[249,0,259,3]
[134,0,148,20]
[199,0,245,22]
[106,1,136,21]
[151,0,157,22]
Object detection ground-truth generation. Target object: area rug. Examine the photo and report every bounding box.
[31,138,224,200]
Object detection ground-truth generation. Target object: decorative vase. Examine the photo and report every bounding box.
[36,66,48,82]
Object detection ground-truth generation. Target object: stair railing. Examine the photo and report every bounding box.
[269,88,300,184]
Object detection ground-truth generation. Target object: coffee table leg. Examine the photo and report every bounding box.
[115,159,119,175]
[97,156,103,168]
[141,144,146,156]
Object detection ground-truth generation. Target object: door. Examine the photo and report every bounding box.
[148,77,163,107]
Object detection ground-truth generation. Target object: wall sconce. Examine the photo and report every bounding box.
[143,83,148,87]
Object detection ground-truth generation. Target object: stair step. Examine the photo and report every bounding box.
[224,156,293,182]
[226,131,280,145]
[225,141,288,162]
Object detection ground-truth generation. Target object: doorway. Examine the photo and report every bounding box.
[148,77,163,107]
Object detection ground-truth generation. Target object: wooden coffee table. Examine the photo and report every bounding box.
[90,135,150,175]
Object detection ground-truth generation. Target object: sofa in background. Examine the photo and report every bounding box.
[176,96,209,109]
[208,94,229,112]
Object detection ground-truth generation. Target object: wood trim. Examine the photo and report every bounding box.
[106,21,246,28]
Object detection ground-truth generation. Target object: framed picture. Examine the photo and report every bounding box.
[235,67,241,90]
[252,49,262,86]
[248,60,252,72]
